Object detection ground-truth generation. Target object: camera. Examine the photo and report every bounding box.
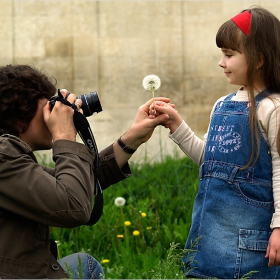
[76,92,103,117]
[49,91,103,117]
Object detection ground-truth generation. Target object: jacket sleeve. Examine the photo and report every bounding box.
[0,137,131,228]
[43,144,131,190]
[0,140,96,228]
[97,144,131,190]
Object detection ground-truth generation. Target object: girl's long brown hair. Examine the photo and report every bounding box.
[216,6,280,168]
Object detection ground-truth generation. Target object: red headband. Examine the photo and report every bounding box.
[231,11,251,36]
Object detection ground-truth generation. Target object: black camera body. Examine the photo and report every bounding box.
[49,91,102,117]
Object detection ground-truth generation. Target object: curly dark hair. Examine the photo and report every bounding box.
[0,64,57,136]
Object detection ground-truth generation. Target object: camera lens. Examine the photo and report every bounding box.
[77,91,103,117]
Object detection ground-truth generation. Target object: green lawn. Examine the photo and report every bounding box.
[45,153,199,278]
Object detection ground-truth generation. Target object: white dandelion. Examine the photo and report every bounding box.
[114,197,126,207]
[142,74,161,114]
[142,74,161,91]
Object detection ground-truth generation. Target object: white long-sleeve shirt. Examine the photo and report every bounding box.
[169,88,280,228]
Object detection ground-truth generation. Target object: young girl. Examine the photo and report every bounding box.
[152,6,280,279]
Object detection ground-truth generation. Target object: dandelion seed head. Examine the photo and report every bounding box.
[114,197,126,207]
[142,75,161,91]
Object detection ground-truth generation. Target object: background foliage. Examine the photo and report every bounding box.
[46,153,199,279]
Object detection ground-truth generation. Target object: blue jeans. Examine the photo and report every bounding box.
[58,253,104,279]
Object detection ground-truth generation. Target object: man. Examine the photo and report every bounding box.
[0,64,171,278]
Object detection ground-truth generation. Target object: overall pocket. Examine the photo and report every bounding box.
[235,229,279,279]
[234,182,273,209]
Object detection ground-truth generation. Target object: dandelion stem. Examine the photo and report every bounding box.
[151,87,156,114]
[120,207,126,235]
[120,207,129,248]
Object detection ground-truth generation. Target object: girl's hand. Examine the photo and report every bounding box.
[149,101,183,133]
[149,101,175,117]
[265,228,280,266]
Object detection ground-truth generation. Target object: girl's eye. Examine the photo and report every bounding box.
[226,54,232,58]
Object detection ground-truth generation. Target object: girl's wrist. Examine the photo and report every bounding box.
[169,119,183,134]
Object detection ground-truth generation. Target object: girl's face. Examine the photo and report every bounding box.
[218,48,248,89]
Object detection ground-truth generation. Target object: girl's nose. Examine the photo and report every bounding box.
[219,58,225,68]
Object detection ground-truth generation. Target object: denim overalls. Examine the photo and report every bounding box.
[184,92,280,279]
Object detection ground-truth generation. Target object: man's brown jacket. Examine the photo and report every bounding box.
[0,134,130,278]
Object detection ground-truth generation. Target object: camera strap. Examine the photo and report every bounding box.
[73,111,103,226]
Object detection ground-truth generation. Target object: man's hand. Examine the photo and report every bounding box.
[122,97,171,148]
[44,89,82,142]
[113,97,171,168]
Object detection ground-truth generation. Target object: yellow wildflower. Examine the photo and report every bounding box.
[133,230,140,236]
[124,221,131,226]
[146,226,152,230]
[117,234,124,239]
[141,212,147,217]
[102,259,109,264]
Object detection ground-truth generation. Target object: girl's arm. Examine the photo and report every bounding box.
[261,97,280,228]
[153,102,206,166]
[169,121,206,166]
[259,95,280,266]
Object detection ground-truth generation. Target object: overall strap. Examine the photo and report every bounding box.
[255,89,273,103]
[224,89,273,103]
[224,92,237,101]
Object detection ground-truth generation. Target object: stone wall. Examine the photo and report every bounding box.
[1,0,279,163]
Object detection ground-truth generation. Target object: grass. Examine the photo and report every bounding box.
[37,150,199,279]
[38,150,260,279]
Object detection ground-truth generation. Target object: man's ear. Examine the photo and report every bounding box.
[17,118,30,137]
